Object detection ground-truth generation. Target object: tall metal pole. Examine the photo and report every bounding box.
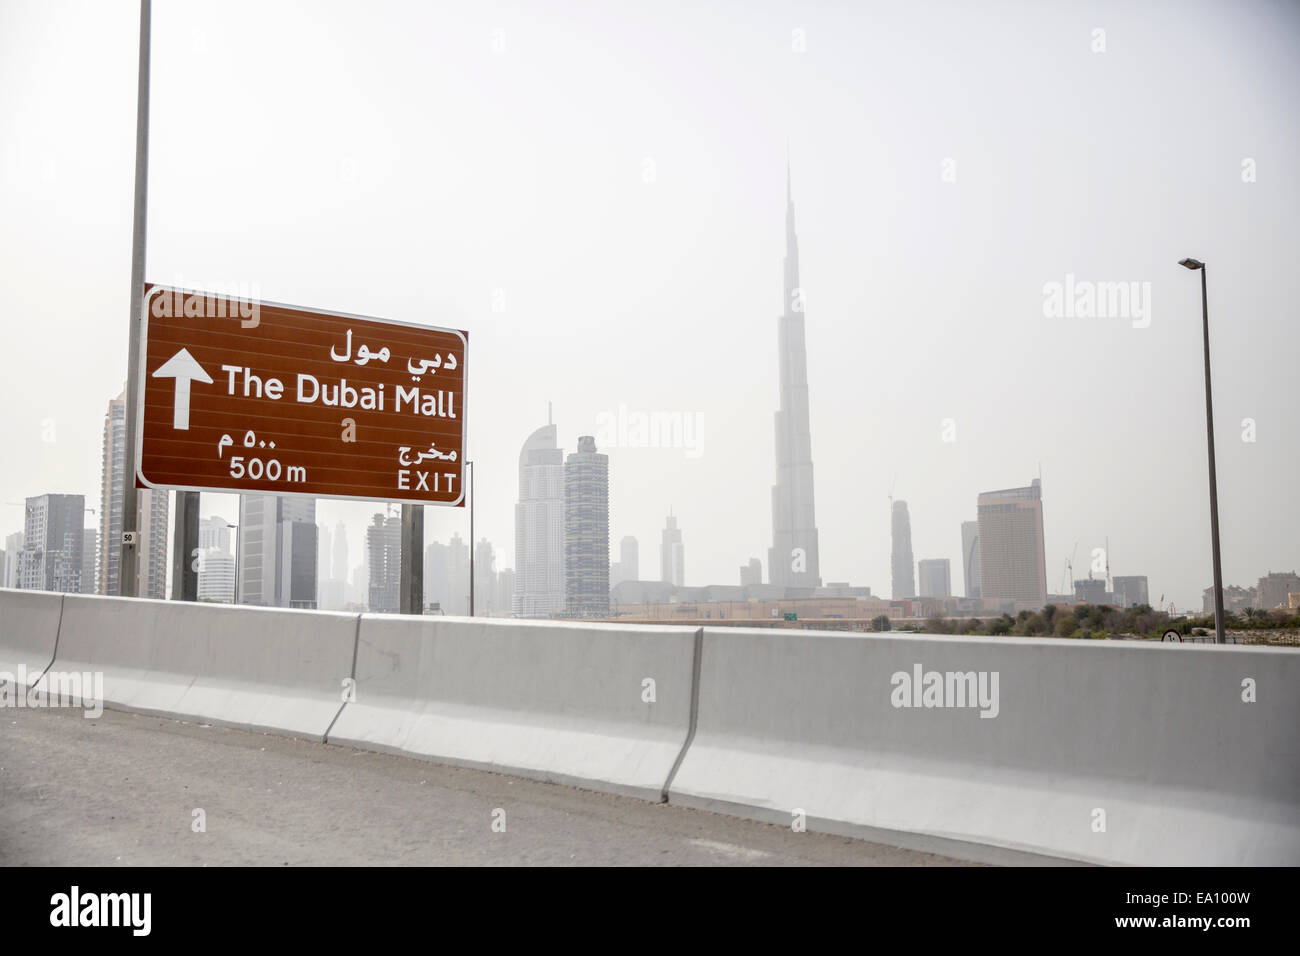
[468,460,475,617]
[1199,265,1226,644]
[170,491,199,601]
[400,504,423,614]
[119,0,151,598]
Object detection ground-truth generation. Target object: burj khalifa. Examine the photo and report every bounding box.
[768,164,822,588]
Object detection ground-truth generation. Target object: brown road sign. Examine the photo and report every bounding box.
[136,284,468,506]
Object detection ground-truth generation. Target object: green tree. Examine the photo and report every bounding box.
[871,615,891,632]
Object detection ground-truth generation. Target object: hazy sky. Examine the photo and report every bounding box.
[2,0,1298,611]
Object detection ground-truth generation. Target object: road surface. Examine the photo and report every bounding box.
[1,706,972,866]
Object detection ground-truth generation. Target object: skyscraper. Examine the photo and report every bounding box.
[425,532,469,615]
[197,514,234,603]
[332,522,349,582]
[961,520,981,599]
[19,494,84,592]
[513,420,565,617]
[474,537,497,613]
[977,478,1048,611]
[768,163,821,588]
[367,511,401,613]
[99,388,168,598]
[238,495,317,608]
[3,532,23,588]
[197,550,235,603]
[1113,575,1149,608]
[80,528,98,594]
[891,500,915,599]
[317,523,332,590]
[660,515,684,587]
[611,535,638,587]
[918,558,952,598]
[564,436,609,618]
[199,515,232,553]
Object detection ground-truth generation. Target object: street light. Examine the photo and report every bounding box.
[1179,257,1225,645]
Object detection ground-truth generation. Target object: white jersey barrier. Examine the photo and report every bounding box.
[327,615,699,800]
[33,593,357,741]
[0,588,63,688]
[667,627,1300,866]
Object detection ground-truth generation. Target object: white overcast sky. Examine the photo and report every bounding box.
[2,0,1297,611]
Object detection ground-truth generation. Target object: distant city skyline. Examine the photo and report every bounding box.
[3,2,1299,613]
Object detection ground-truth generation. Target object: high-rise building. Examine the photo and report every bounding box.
[660,515,684,587]
[425,533,469,615]
[1074,578,1107,604]
[199,515,232,553]
[564,436,609,618]
[311,520,350,610]
[19,494,84,592]
[494,567,515,615]
[768,164,821,588]
[99,388,169,598]
[332,522,349,582]
[1112,575,1149,608]
[891,501,915,599]
[3,532,23,588]
[197,549,235,603]
[474,537,497,613]
[739,557,763,587]
[317,523,332,588]
[977,478,1048,611]
[961,520,981,599]
[918,558,952,598]
[195,515,235,603]
[611,535,639,587]
[238,495,317,608]
[1255,571,1300,610]
[80,528,98,594]
[513,420,565,618]
[366,512,401,614]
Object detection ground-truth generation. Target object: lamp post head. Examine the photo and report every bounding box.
[1179,258,1205,270]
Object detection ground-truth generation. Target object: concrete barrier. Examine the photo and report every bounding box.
[34,593,357,740]
[328,615,699,800]
[667,628,1300,865]
[0,588,63,689]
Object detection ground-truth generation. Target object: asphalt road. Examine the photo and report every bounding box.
[1,706,970,866]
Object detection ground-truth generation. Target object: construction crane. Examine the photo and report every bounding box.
[1105,535,1112,594]
[1060,541,1078,595]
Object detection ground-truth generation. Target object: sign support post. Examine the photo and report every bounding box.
[120,0,151,597]
[400,504,423,614]
[170,491,200,601]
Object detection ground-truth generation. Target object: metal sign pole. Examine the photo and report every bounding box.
[120,0,151,597]
[400,504,423,614]
[170,491,200,600]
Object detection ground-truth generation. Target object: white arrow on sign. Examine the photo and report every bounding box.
[152,348,213,430]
